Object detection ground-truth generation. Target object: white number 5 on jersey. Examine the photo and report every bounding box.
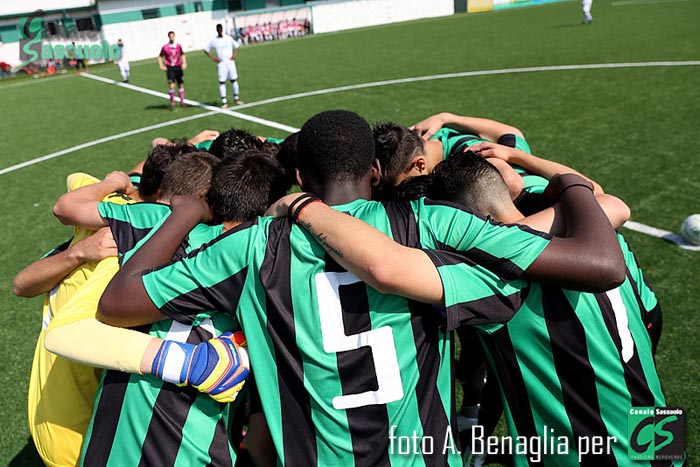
[315,271,404,410]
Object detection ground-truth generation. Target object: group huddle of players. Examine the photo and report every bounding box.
[15,109,674,467]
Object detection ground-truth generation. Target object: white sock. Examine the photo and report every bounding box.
[219,83,227,102]
[232,81,240,100]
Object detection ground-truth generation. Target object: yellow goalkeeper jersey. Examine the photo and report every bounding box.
[27,173,130,467]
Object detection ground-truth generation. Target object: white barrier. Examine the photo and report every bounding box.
[309,0,454,34]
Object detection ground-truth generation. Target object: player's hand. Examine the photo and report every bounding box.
[188,129,220,145]
[159,65,167,71]
[170,195,214,224]
[214,58,222,63]
[544,173,594,201]
[467,141,516,162]
[103,170,135,194]
[188,331,249,403]
[182,63,188,70]
[264,192,308,217]
[409,112,450,140]
[70,227,118,263]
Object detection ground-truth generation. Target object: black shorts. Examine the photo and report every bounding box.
[166,66,183,85]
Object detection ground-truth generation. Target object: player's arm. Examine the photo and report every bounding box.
[53,171,134,229]
[266,194,444,304]
[45,317,248,403]
[518,193,630,235]
[410,112,523,141]
[97,196,212,327]
[231,40,239,61]
[469,141,605,194]
[157,54,166,71]
[181,52,187,70]
[270,176,624,300]
[203,43,220,63]
[12,228,117,297]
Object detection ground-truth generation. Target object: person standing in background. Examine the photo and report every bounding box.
[115,39,130,83]
[158,31,187,111]
[582,0,593,24]
[204,24,243,108]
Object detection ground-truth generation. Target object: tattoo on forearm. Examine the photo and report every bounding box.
[299,220,344,258]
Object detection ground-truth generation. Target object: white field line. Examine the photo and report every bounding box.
[622,221,700,251]
[0,111,218,176]
[612,0,687,6]
[80,72,300,133]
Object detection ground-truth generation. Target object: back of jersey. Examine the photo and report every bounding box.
[240,199,458,467]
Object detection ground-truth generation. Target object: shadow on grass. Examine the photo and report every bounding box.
[8,438,43,467]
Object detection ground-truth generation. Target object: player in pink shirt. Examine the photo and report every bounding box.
[158,31,188,110]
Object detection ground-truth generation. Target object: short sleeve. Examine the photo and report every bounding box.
[414,199,551,281]
[204,40,213,53]
[142,222,259,325]
[424,249,530,331]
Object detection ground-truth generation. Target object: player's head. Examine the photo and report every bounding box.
[139,141,197,201]
[275,131,299,187]
[159,152,219,202]
[428,151,513,219]
[117,39,123,46]
[216,24,223,36]
[168,31,175,42]
[372,121,425,198]
[208,128,263,159]
[207,150,290,223]
[296,110,379,191]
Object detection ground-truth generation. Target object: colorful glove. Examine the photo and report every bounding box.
[152,331,249,403]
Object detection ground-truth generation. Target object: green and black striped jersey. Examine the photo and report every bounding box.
[429,234,672,467]
[143,197,550,466]
[80,202,236,467]
[431,128,532,161]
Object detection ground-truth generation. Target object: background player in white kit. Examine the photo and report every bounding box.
[115,39,130,83]
[582,0,593,24]
[204,24,242,108]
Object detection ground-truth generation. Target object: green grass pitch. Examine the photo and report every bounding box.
[1,0,698,464]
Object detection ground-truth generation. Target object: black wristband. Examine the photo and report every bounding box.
[287,193,315,220]
[292,195,321,223]
[560,183,594,196]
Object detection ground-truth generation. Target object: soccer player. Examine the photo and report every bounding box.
[98,110,625,466]
[468,141,663,354]
[204,24,243,108]
[425,153,674,466]
[50,153,257,465]
[373,113,530,198]
[158,31,187,110]
[287,152,672,466]
[14,206,118,466]
[115,38,129,83]
[583,0,594,24]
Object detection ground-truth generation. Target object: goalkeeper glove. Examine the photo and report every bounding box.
[151,331,249,403]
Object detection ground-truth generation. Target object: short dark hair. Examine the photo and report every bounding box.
[168,31,175,36]
[384,175,431,202]
[206,150,290,223]
[208,128,263,160]
[297,110,375,184]
[275,131,299,186]
[372,121,424,196]
[159,152,219,201]
[139,142,197,199]
[428,152,511,216]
